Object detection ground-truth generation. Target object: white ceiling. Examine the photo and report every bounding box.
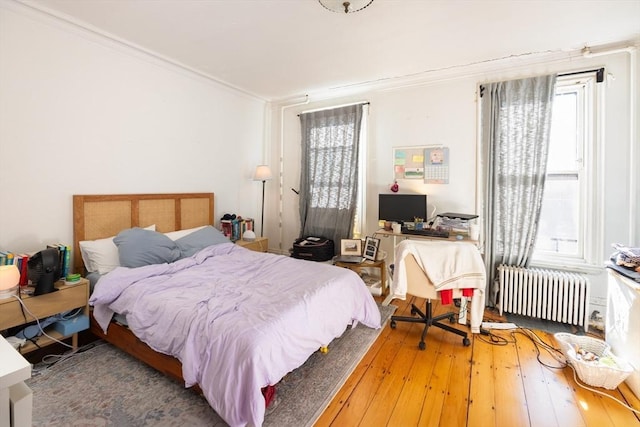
[21,0,640,101]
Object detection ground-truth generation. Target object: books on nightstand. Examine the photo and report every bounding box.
[46,244,71,280]
[1,244,72,285]
[0,251,31,286]
[220,218,254,241]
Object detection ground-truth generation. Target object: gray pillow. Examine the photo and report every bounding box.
[114,227,181,268]
[176,226,230,257]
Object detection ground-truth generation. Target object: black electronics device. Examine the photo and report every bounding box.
[401,227,450,238]
[28,248,60,295]
[378,194,427,225]
[436,212,479,221]
[291,237,334,262]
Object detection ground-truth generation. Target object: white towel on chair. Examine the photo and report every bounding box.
[391,239,486,333]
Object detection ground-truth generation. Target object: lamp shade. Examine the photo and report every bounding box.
[0,264,20,299]
[253,165,273,181]
[0,264,20,290]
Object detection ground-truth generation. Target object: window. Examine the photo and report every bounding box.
[532,74,602,270]
[298,103,366,243]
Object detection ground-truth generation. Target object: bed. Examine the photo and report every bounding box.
[73,193,381,427]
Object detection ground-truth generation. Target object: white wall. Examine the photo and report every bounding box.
[0,1,267,253]
[271,48,639,314]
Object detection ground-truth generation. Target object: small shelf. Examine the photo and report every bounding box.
[0,279,89,354]
[18,329,74,354]
[334,259,387,297]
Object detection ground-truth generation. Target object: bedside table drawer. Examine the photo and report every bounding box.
[236,237,268,253]
[0,280,89,331]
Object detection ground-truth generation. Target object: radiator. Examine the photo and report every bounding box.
[498,265,590,331]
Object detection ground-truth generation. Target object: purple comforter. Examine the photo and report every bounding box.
[89,243,381,426]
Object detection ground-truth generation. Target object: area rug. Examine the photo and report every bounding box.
[27,304,395,427]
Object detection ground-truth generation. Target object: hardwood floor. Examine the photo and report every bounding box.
[316,296,640,427]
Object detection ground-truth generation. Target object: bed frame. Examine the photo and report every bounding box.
[73,193,214,385]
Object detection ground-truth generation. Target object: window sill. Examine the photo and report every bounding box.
[529,259,604,275]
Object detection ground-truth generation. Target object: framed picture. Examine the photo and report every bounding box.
[363,236,380,261]
[340,239,362,256]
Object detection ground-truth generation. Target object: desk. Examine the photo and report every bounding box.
[0,336,31,427]
[606,269,640,398]
[373,229,478,265]
[334,259,387,297]
[373,229,478,245]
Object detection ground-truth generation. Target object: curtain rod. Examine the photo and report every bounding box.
[479,67,605,97]
[298,102,370,117]
[558,67,605,82]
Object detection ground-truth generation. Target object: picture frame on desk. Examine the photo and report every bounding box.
[363,236,380,261]
[340,239,362,256]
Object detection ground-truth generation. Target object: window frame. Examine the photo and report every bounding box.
[530,73,603,273]
[352,105,368,238]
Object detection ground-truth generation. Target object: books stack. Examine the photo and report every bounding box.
[220,217,254,241]
[1,244,71,286]
[0,251,30,286]
[220,219,234,240]
[46,244,71,280]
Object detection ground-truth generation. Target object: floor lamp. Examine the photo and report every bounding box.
[253,165,272,237]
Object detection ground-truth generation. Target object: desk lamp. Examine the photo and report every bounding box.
[0,264,20,299]
[253,165,272,237]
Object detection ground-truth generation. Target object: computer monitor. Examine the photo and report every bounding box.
[378,194,427,225]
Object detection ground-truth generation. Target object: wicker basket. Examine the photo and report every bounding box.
[554,332,634,389]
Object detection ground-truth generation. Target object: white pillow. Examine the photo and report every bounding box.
[164,225,208,241]
[79,224,155,274]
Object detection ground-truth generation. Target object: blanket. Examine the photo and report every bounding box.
[90,243,381,426]
[390,239,486,333]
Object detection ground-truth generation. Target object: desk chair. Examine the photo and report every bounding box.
[390,254,471,350]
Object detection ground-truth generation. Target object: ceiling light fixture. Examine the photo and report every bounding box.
[319,0,374,14]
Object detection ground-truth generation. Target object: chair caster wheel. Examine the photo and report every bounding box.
[448,315,455,323]
[390,320,396,329]
[410,307,418,316]
[418,341,426,351]
[463,337,471,346]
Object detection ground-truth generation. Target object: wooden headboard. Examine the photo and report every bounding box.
[73,193,214,274]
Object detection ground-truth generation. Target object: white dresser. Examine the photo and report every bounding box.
[0,336,32,427]
[606,269,640,398]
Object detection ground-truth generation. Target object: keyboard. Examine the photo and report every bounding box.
[401,228,450,238]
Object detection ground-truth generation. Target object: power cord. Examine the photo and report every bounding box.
[32,340,108,376]
[11,294,75,350]
[476,324,640,415]
[567,364,639,415]
[17,292,28,323]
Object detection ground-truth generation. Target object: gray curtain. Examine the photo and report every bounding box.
[481,74,557,305]
[299,104,364,252]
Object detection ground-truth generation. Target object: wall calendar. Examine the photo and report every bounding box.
[424,146,449,184]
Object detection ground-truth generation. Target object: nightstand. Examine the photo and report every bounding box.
[236,237,268,253]
[0,278,89,354]
[334,259,387,296]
